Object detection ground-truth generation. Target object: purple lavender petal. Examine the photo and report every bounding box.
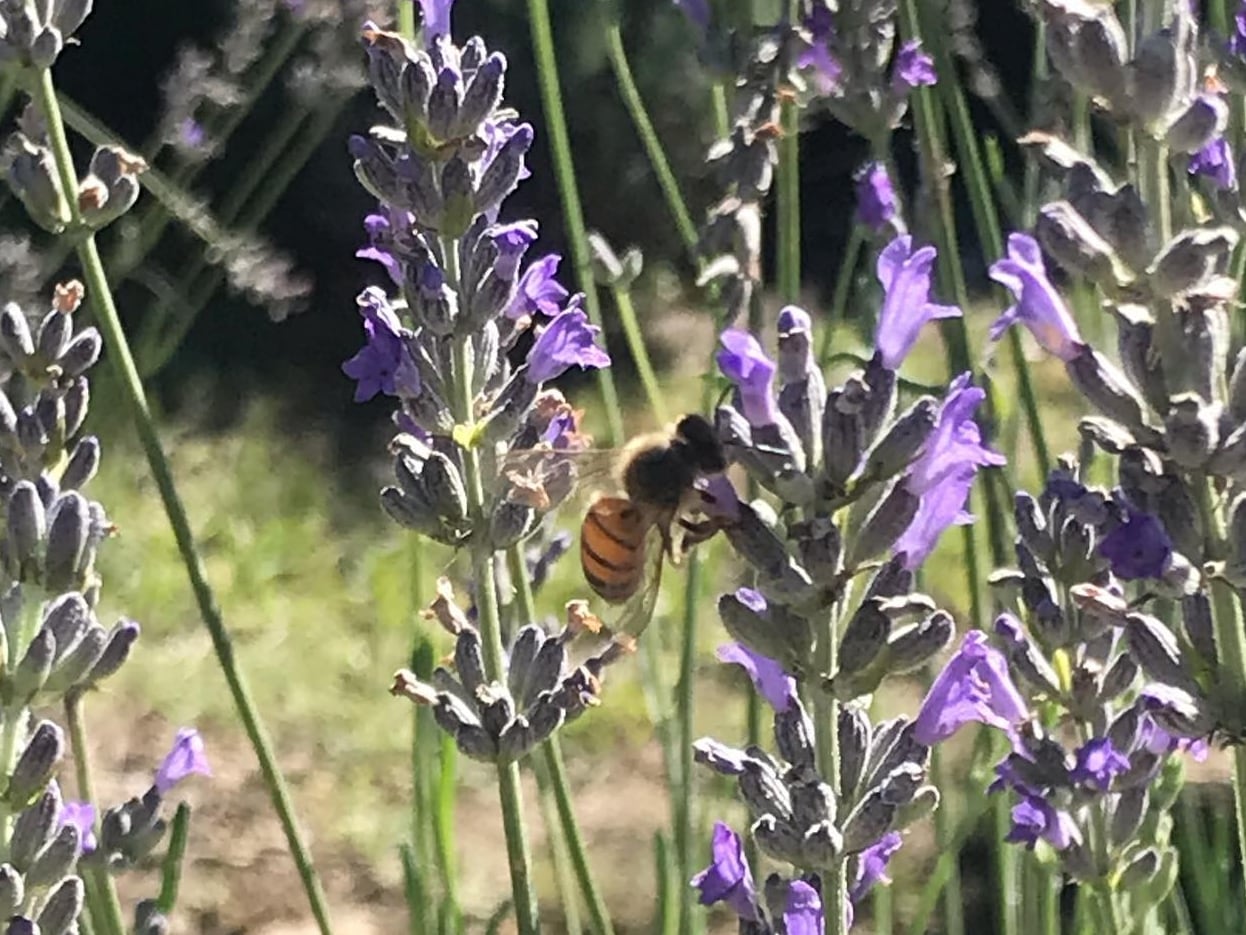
[716,330,780,427]
[874,235,962,370]
[525,308,611,384]
[913,630,1028,745]
[716,642,798,712]
[155,728,212,795]
[783,880,824,935]
[988,233,1084,361]
[690,822,760,921]
[1098,512,1173,580]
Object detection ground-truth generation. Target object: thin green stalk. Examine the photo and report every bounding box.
[505,548,615,935]
[64,693,127,935]
[32,66,338,935]
[532,755,584,935]
[445,239,539,932]
[777,98,801,304]
[602,15,698,254]
[433,733,462,931]
[526,0,623,446]
[610,284,669,424]
[157,803,192,915]
[817,224,864,365]
[929,744,965,935]
[675,554,702,935]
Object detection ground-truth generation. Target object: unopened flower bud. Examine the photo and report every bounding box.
[1110,787,1148,847]
[1181,592,1217,667]
[453,627,487,699]
[475,124,533,218]
[134,899,170,935]
[8,722,61,809]
[8,628,53,707]
[847,480,919,567]
[35,874,82,935]
[1065,346,1147,430]
[837,601,890,678]
[44,624,105,692]
[1164,394,1217,469]
[44,492,90,592]
[774,699,816,772]
[400,56,436,129]
[426,68,462,142]
[1167,95,1228,154]
[7,139,66,234]
[716,588,813,674]
[722,504,814,602]
[1127,26,1188,125]
[61,436,100,491]
[1036,200,1127,285]
[790,516,841,587]
[35,310,71,364]
[1127,613,1197,692]
[1147,227,1238,298]
[455,53,506,138]
[7,482,45,575]
[10,785,57,872]
[25,823,78,889]
[821,388,865,488]
[839,705,871,798]
[841,787,896,854]
[82,618,139,686]
[739,759,792,822]
[0,865,22,918]
[1113,304,1168,413]
[865,397,937,480]
[885,610,954,674]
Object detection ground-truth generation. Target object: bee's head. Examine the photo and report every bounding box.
[675,414,726,473]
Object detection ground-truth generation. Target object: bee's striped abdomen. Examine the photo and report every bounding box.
[580,496,651,603]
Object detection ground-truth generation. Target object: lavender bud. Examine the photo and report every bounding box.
[422,452,468,526]
[134,900,170,935]
[1127,28,1185,125]
[838,603,891,685]
[739,760,792,821]
[506,626,543,704]
[455,53,505,138]
[1181,593,1217,667]
[45,624,105,692]
[35,310,71,363]
[9,628,53,706]
[716,590,813,675]
[1175,305,1229,404]
[35,875,82,935]
[1209,423,1246,481]
[800,820,843,867]
[364,31,409,119]
[774,701,816,771]
[1014,491,1055,562]
[995,613,1062,695]
[1099,653,1139,701]
[841,787,896,854]
[44,492,90,592]
[7,482,45,573]
[61,436,100,490]
[453,627,487,699]
[63,377,88,436]
[839,705,871,798]
[751,814,805,866]
[1111,787,1148,848]
[885,610,955,674]
[520,639,564,710]
[426,68,463,142]
[57,329,101,378]
[693,738,751,776]
[82,619,139,685]
[864,555,913,601]
[0,307,33,366]
[1065,347,1147,430]
[820,388,864,488]
[0,865,21,917]
[1166,96,1229,154]
[895,785,940,829]
[401,56,436,128]
[1163,395,1217,469]
[1229,348,1246,422]
[722,504,815,601]
[865,397,937,480]
[1119,849,1160,891]
[1127,613,1197,692]
[1147,227,1238,298]
[846,480,919,567]
[6,139,66,234]
[25,824,78,889]
[790,516,841,587]
[1035,200,1125,285]
[10,785,58,873]
[8,722,62,808]
[52,0,92,39]
[475,124,533,217]
[1113,304,1168,413]
[489,500,536,550]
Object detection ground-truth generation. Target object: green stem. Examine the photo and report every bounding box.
[610,283,668,424]
[929,744,965,935]
[64,694,126,935]
[602,15,698,254]
[31,66,338,935]
[817,224,864,365]
[532,755,583,935]
[777,98,801,304]
[445,239,539,931]
[505,548,615,935]
[526,0,623,446]
[157,802,192,915]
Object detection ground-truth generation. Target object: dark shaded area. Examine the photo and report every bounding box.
[35,1,1040,448]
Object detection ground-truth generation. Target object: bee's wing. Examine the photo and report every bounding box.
[607,524,665,638]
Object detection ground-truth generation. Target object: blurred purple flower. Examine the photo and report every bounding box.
[1231,9,1246,57]
[717,330,779,427]
[1140,714,1210,762]
[1006,795,1079,850]
[1071,737,1130,791]
[1190,137,1237,190]
[690,822,759,921]
[525,308,611,384]
[508,255,569,321]
[674,0,710,33]
[894,373,1004,568]
[856,162,899,232]
[850,831,902,902]
[417,0,456,40]
[874,234,961,370]
[914,629,1028,745]
[988,233,1084,361]
[1098,512,1173,580]
[58,799,97,855]
[342,288,420,402]
[783,880,824,935]
[716,642,797,712]
[892,40,937,90]
[798,6,842,96]
[155,728,212,795]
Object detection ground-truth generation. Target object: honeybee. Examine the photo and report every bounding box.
[503,413,735,636]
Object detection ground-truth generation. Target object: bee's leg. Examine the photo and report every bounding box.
[678,517,721,547]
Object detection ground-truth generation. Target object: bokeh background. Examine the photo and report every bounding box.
[6,0,1235,932]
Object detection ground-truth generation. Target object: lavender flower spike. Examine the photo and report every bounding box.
[894,373,1005,569]
[524,307,611,384]
[716,642,798,712]
[874,234,961,370]
[155,727,212,795]
[717,329,780,427]
[913,629,1028,745]
[988,233,1084,361]
[690,822,760,921]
